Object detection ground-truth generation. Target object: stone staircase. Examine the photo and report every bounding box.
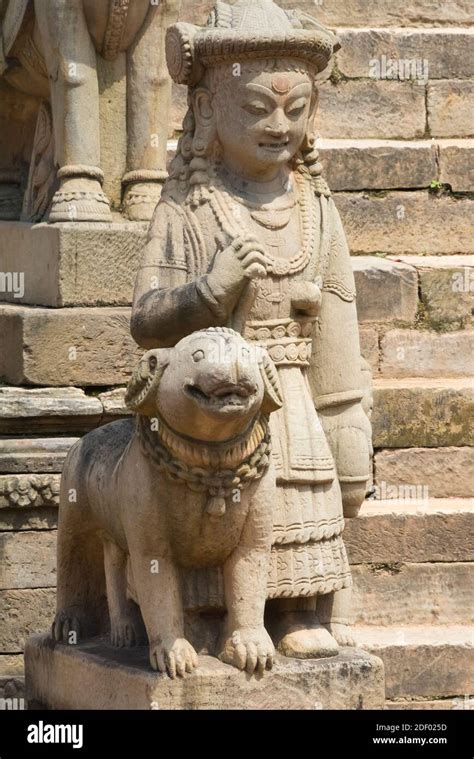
[0,0,473,708]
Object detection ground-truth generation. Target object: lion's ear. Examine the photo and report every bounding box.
[125,349,171,416]
[258,350,283,415]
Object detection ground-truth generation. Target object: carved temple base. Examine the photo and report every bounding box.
[25,633,385,710]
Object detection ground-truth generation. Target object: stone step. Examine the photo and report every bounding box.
[394,255,474,330]
[354,625,474,699]
[0,438,78,473]
[378,329,474,378]
[374,449,473,498]
[0,305,142,385]
[337,193,474,256]
[352,562,473,626]
[182,1,474,28]
[0,387,103,434]
[372,378,473,448]
[336,28,474,80]
[346,499,474,564]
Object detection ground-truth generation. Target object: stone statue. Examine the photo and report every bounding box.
[53,328,283,677]
[0,0,180,222]
[131,0,373,661]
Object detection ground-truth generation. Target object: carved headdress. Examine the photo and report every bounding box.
[166,0,340,86]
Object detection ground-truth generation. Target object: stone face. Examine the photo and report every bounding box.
[0,305,141,386]
[352,257,418,323]
[0,532,56,590]
[375,449,474,499]
[318,81,426,140]
[337,29,474,80]
[352,563,474,626]
[335,193,474,255]
[439,140,474,192]
[0,221,146,307]
[372,378,474,448]
[380,329,474,378]
[0,438,77,474]
[25,635,385,710]
[0,589,56,652]
[355,625,474,699]
[345,499,474,564]
[0,387,102,435]
[428,81,474,138]
[321,140,437,192]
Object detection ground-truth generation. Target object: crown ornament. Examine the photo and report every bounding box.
[166,0,340,86]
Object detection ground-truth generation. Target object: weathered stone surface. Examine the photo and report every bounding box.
[99,388,130,418]
[386,697,472,710]
[439,140,474,192]
[335,193,474,255]
[375,449,474,499]
[352,563,473,626]
[0,438,77,474]
[0,221,146,307]
[0,655,24,678]
[337,29,474,80]
[0,388,102,435]
[345,499,474,564]
[0,674,24,703]
[0,508,58,532]
[97,55,127,211]
[317,81,426,140]
[355,625,474,699]
[380,329,474,378]
[0,589,56,652]
[352,257,418,323]
[0,305,141,386]
[25,635,385,710]
[321,140,437,192]
[428,81,474,138]
[0,473,60,510]
[359,327,379,371]
[0,531,56,590]
[181,1,474,28]
[372,378,474,448]
[169,83,188,136]
[395,255,474,329]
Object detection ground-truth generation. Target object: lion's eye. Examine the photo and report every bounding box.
[193,350,205,362]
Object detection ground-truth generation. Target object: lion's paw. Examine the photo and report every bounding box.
[149,637,198,678]
[219,628,275,675]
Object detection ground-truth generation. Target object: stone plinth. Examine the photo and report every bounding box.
[25,634,385,710]
[0,221,146,307]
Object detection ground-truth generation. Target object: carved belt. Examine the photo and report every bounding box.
[244,318,316,367]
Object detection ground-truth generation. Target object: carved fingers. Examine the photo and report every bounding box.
[232,236,271,280]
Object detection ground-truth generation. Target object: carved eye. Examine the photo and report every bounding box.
[193,350,205,363]
[244,102,268,116]
[286,99,307,118]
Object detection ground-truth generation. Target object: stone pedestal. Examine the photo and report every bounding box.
[25,634,385,710]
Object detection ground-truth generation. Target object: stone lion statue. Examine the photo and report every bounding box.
[53,328,283,678]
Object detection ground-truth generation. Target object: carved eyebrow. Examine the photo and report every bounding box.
[245,82,311,98]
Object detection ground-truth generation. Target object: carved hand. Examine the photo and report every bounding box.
[319,401,373,518]
[289,281,322,316]
[207,236,271,307]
